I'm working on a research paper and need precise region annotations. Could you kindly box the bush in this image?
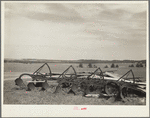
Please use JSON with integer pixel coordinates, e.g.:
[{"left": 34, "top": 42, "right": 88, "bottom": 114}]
[
  {"left": 79, "top": 63, "right": 83, "bottom": 68},
  {"left": 116, "top": 65, "right": 119, "bottom": 68},
  {"left": 111, "top": 63, "right": 115, "bottom": 68},
  {"left": 136, "top": 63, "right": 143, "bottom": 67},
  {"left": 139, "top": 63, "right": 143, "bottom": 67},
  {"left": 104, "top": 65, "right": 108, "bottom": 68},
  {"left": 136, "top": 63, "right": 139, "bottom": 67},
  {"left": 129, "top": 64, "right": 134, "bottom": 67},
  {"left": 88, "top": 63, "right": 92, "bottom": 68}
]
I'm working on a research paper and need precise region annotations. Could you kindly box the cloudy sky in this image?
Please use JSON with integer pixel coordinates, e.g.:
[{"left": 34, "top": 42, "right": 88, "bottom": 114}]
[{"left": 4, "top": 1, "right": 147, "bottom": 60}]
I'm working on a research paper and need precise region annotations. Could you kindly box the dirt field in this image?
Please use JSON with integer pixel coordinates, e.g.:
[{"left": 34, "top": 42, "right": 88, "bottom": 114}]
[
  {"left": 3, "top": 62, "right": 146, "bottom": 105},
  {"left": 4, "top": 80, "right": 146, "bottom": 105}
]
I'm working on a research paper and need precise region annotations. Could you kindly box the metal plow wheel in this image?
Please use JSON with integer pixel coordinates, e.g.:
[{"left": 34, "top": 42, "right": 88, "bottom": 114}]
[
  {"left": 71, "top": 84, "right": 85, "bottom": 96},
  {"left": 60, "top": 83, "right": 71, "bottom": 95},
  {"left": 120, "top": 87, "right": 143, "bottom": 102},
  {"left": 105, "top": 82, "right": 119, "bottom": 97}
]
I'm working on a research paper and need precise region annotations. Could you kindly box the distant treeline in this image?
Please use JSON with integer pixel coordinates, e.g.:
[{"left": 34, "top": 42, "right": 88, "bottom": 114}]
[{"left": 4, "top": 58, "right": 146, "bottom": 64}]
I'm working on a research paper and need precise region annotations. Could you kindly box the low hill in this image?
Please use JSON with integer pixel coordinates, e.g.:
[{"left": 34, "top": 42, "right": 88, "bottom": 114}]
[{"left": 4, "top": 58, "right": 146, "bottom": 64}]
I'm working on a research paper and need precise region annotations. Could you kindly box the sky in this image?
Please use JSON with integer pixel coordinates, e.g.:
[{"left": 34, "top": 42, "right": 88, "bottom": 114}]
[{"left": 3, "top": 1, "right": 148, "bottom": 60}]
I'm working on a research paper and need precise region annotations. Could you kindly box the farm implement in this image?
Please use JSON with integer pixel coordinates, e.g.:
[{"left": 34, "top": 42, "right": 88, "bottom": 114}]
[
  {"left": 15, "top": 63, "right": 146, "bottom": 101},
  {"left": 15, "top": 63, "right": 60, "bottom": 91}
]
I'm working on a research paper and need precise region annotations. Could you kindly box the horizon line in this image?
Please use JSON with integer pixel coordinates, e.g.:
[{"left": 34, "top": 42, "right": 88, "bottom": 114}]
[{"left": 4, "top": 58, "right": 146, "bottom": 61}]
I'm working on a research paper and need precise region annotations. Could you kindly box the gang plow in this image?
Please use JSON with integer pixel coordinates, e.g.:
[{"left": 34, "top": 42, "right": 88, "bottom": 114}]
[
  {"left": 15, "top": 63, "right": 146, "bottom": 102},
  {"left": 15, "top": 63, "right": 59, "bottom": 92}
]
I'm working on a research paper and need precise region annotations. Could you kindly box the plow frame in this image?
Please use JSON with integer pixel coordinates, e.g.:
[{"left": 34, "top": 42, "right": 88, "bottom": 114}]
[
  {"left": 15, "top": 63, "right": 58, "bottom": 90},
  {"left": 14, "top": 63, "right": 146, "bottom": 101}
]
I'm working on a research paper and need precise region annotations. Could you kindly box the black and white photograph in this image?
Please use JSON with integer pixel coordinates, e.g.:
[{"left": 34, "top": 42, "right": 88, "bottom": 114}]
[{"left": 2, "top": 1, "right": 149, "bottom": 117}]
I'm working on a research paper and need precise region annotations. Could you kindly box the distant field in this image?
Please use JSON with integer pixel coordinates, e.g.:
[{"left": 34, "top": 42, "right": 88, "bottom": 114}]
[{"left": 3, "top": 62, "right": 147, "bottom": 105}]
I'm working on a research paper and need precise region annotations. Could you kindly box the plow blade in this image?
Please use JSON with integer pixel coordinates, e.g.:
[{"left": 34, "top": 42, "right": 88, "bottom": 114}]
[
  {"left": 27, "top": 83, "right": 35, "bottom": 91},
  {"left": 15, "top": 78, "right": 26, "bottom": 89},
  {"left": 42, "top": 82, "right": 49, "bottom": 90}
]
